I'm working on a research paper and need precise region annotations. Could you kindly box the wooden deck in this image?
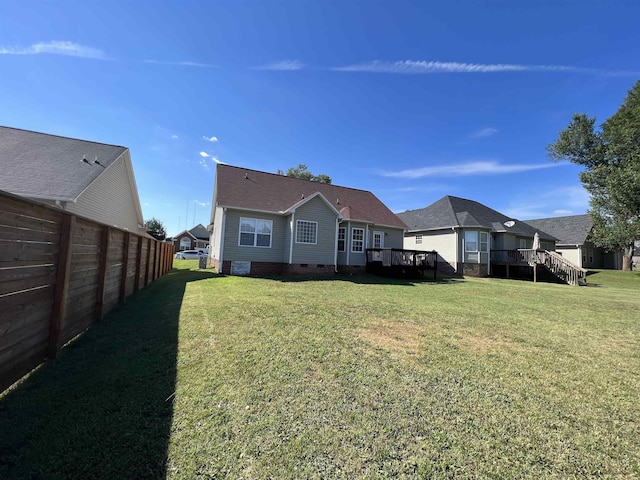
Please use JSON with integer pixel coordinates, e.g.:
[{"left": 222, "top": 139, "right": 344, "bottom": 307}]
[
  {"left": 366, "top": 248, "right": 438, "bottom": 279},
  {"left": 491, "top": 249, "right": 587, "bottom": 286}
]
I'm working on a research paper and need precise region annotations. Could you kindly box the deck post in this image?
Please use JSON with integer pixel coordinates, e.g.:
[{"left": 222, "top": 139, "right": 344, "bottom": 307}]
[{"left": 533, "top": 263, "right": 537, "bottom": 283}]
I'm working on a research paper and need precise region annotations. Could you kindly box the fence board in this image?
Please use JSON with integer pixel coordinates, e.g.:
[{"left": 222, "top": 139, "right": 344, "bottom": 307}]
[
  {"left": 0, "top": 207, "right": 61, "bottom": 233},
  {"left": 0, "top": 190, "right": 172, "bottom": 392}
]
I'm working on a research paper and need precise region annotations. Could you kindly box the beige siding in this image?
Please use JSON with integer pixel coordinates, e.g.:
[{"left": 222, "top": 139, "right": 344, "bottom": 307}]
[
  {"left": 404, "top": 229, "right": 457, "bottom": 265},
  {"left": 223, "top": 209, "right": 288, "bottom": 263},
  {"left": 64, "top": 153, "right": 144, "bottom": 234},
  {"left": 557, "top": 246, "right": 582, "bottom": 267},
  {"left": 291, "top": 196, "right": 337, "bottom": 265}
]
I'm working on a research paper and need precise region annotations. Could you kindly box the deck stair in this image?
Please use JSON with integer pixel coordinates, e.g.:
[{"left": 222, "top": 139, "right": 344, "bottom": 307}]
[{"left": 529, "top": 250, "right": 587, "bottom": 286}]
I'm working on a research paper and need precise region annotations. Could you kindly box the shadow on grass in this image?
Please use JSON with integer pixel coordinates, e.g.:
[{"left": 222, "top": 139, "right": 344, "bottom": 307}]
[
  {"left": 0, "top": 267, "right": 218, "bottom": 480},
  {"left": 264, "top": 273, "right": 464, "bottom": 286}
]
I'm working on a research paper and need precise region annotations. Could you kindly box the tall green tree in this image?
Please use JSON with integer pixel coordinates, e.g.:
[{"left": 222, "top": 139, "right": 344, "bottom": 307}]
[
  {"left": 144, "top": 217, "right": 167, "bottom": 241},
  {"left": 276, "top": 164, "right": 332, "bottom": 184},
  {"left": 547, "top": 81, "right": 640, "bottom": 270}
]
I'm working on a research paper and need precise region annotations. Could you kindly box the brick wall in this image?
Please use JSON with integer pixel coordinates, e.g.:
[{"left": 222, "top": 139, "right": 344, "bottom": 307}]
[{"left": 462, "top": 263, "right": 488, "bottom": 277}]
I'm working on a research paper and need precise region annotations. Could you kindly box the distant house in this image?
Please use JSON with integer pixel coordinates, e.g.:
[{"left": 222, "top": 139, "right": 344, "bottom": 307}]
[
  {"left": 171, "top": 224, "right": 210, "bottom": 252},
  {"left": 0, "top": 126, "right": 147, "bottom": 235},
  {"left": 208, "top": 164, "right": 406, "bottom": 275},
  {"left": 397, "top": 195, "right": 557, "bottom": 277},
  {"left": 525, "top": 214, "right": 623, "bottom": 269}
]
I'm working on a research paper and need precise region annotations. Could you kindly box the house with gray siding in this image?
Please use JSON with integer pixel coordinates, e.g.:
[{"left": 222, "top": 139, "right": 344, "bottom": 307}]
[
  {"left": 397, "top": 196, "right": 557, "bottom": 277},
  {"left": 525, "top": 214, "right": 623, "bottom": 269},
  {"left": 208, "top": 164, "right": 406, "bottom": 275},
  {"left": 0, "top": 126, "right": 147, "bottom": 236}
]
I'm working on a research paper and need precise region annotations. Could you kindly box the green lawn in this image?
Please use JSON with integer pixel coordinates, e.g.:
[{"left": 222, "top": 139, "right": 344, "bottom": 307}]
[{"left": 1, "top": 262, "right": 639, "bottom": 479}]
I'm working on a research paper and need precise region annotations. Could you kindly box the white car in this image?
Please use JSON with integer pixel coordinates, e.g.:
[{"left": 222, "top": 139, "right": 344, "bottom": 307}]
[{"left": 175, "top": 250, "right": 204, "bottom": 260}]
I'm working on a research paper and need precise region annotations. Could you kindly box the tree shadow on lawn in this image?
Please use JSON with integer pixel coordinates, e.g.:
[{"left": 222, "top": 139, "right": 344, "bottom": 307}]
[{"left": 0, "top": 268, "right": 218, "bottom": 480}]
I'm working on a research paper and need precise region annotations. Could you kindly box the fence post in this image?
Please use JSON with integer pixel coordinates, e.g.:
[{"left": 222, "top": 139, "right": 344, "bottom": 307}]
[
  {"left": 134, "top": 235, "right": 142, "bottom": 291},
  {"left": 96, "top": 226, "right": 110, "bottom": 320},
  {"left": 144, "top": 238, "right": 151, "bottom": 286},
  {"left": 120, "top": 232, "right": 131, "bottom": 302},
  {"left": 48, "top": 215, "right": 75, "bottom": 358}
]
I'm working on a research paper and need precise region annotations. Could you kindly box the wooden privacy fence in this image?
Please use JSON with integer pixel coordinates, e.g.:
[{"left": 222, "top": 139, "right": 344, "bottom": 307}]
[{"left": 0, "top": 190, "right": 174, "bottom": 392}]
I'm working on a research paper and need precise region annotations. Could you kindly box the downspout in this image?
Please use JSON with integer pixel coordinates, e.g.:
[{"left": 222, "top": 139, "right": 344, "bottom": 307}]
[
  {"left": 289, "top": 212, "right": 295, "bottom": 265},
  {"left": 346, "top": 221, "right": 351, "bottom": 266},
  {"left": 219, "top": 208, "right": 227, "bottom": 274},
  {"left": 334, "top": 217, "right": 339, "bottom": 273},
  {"left": 365, "top": 224, "right": 369, "bottom": 250},
  {"left": 487, "top": 232, "right": 491, "bottom": 276},
  {"left": 453, "top": 227, "right": 458, "bottom": 274}
]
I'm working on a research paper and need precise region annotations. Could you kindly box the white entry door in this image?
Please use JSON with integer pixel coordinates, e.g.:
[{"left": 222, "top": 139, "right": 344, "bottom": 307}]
[{"left": 373, "top": 231, "right": 384, "bottom": 249}]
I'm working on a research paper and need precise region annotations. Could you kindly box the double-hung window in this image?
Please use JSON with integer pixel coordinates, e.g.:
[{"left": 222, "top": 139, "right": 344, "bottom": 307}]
[
  {"left": 239, "top": 217, "right": 272, "bottom": 247},
  {"left": 415, "top": 234, "right": 423, "bottom": 245},
  {"left": 337, "top": 227, "right": 346, "bottom": 252},
  {"left": 352, "top": 228, "right": 364, "bottom": 253},
  {"left": 296, "top": 220, "right": 317, "bottom": 244}
]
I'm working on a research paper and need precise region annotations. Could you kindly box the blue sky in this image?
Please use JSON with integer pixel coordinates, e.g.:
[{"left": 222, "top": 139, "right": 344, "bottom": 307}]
[{"left": 1, "top": 1, "right": 639, "bottom": 236}]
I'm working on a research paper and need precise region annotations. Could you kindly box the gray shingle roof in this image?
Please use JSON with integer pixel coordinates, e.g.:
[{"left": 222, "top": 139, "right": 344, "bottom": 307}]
[
  {"left": 397, "top": 195, "right": 556, "bottom": 240},
  {"left": 525, "top": 214, "right": 593, "bottom": 246},
  {"left": 189, "top": 224, "right": 209, "bottom": 240},
  {"left": 0, "top": 126, "right": 127, "bottom": 201},
  {"left": 214, "top": 164, "right": 406, "bottom": 228}
]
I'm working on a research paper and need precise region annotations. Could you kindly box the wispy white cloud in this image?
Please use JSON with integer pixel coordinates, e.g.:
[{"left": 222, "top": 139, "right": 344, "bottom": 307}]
[
  {"left": 194, "top": 200, "right": 208, "bottom": 207},
  {"left": 503, "top": 186, "right": 589, "bottom": 219},
  {"left": 331, "top": 60, "right": 610, "bottom": 75},
  {"left": 380, "top": 161, "right": 561, "bottom": 179},
  {"left": 198, "top": 151, "right": 225, "bottom": 167},
  {"left": 469, "top": 127, "right": 498, "bottom": 139},
  {"left": 203, "top": 135, "right": 218, "bottom": 142},
  {"left": 0, "top": 41, "right": 107, "bottom": 59},
  {"left": 171, "top": 134, "right": 179, "bottom": 139},
  {"left": 144, "top": 59, "right": 215, "bottom": 68},
  {"left": 254, "top": 59, "right": 307, "bottom": 71}
]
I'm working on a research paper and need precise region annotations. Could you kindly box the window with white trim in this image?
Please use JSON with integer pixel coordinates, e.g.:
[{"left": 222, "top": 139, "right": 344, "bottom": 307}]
[
  {"left": 296, "top": 220, "right": 317, "bottom": 244},
  {"left": 352, "top": 228, "right": 364, "bottom": 253},
  {"left": 479, "top": 232, "right": 488, "bottom": 252},
  {"left": 179, "top": 237, "right": 191, "bottom": 251},
  {"left": 415, "top": 234, "right": 423, "bottom": 245},
  {"left": 518, "top": 238, "right": 528, "bottom": 249},
  {"left": 338, "top": 227, "right": 346, "bottom": 252},
  {"left": 465, "top": 231, "right": 478, "bottom": 252},
  {"left": 239, "top": 217, "right": 272, "bottom": 247}
]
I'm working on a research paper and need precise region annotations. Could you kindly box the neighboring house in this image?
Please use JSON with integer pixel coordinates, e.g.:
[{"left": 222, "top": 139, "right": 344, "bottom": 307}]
[
  {"left": 0, "top": 126, "right": 147, "bottom": 235},
  {"left": 171, "top": 224, "right": 210, "bottom": 252},
  {"left": 525, "top": 214, "right": 623, "bottom": 269},
  {"left": 633, "top": 240, "right": 640, "bottom": 271},
  {"left": 208, "top": 164, "right": 406, "bottom": 275},
  {"left": 397, "top": 195, "right": 557, "bottom": 277}
]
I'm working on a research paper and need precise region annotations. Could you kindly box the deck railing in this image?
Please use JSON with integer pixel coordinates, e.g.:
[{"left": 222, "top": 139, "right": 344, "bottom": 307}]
[
  {"left": 490, "top": 249, "right": 586, "bottom": 286},
  {"left": 365, "top": 248, "right": 438, "bottom": 278}
]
